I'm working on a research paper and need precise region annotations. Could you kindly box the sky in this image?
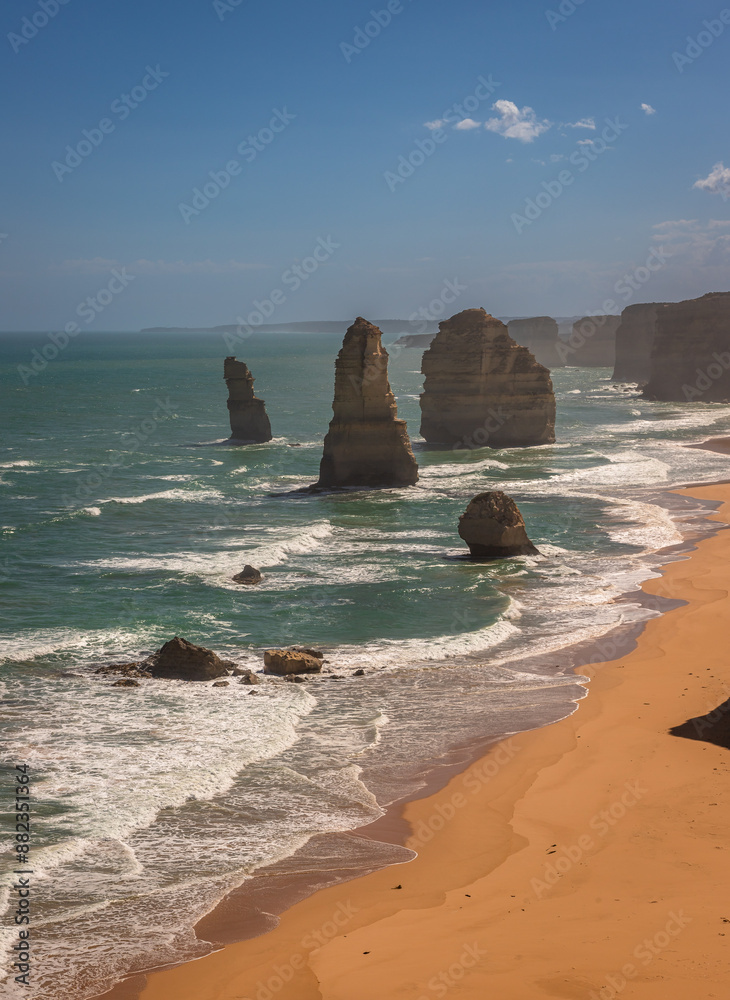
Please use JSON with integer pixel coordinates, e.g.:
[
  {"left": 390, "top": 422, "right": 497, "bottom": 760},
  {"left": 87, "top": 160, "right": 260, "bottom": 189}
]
[{"left": 1, "top": 0, "right": 729, "bottom": 330}]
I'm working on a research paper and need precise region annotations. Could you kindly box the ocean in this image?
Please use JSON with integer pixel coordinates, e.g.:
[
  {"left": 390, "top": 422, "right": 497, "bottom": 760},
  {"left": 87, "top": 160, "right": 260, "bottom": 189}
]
[{"left": 1, "top": 329, "right": 730, "bottom": 999}]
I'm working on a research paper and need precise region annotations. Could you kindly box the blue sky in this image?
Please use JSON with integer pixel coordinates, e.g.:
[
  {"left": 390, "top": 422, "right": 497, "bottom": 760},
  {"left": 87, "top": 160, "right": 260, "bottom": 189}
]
[{"left": 1, "top": 0, "right": 729, "bottom": 330}]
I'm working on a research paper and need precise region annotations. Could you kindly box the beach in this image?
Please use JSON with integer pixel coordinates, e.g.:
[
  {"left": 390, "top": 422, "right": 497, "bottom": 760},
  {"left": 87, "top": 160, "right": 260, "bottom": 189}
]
[{"left": 130, "top": 480, "right": 730, "bottom": 1000}]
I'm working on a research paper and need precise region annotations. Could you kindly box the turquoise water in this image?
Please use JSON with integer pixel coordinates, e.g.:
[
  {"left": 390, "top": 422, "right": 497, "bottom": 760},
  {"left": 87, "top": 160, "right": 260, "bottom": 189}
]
[{"left": 2, "top": 330, "right": 730, "bottom": 998}]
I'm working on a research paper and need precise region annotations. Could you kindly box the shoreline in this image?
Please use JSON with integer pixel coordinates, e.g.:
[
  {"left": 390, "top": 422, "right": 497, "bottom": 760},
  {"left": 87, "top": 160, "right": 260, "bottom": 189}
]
[{"left": 90, "top": 475, "right": 730, "bottom": 1000}]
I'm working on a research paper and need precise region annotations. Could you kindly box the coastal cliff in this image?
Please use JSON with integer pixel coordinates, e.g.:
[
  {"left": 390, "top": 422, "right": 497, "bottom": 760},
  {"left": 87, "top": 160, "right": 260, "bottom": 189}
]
[
  {"left": 507, "top": 316, "right": 564, "bottom": 370},
  {"left": 316, "top": 317, "right": 419, "bottom": 488},
  {"left": 643, "top": 292, "right": 730, "bottom": 402},
  {"left": 224, "top": 357, "right": 272, "bottom": 443},
  {"left": 420, "top": 308, "right": 556, "bottom": 448},
  {"left": 567, "top": 315, "right": 620, "bottom": 367},
  {"left": 612, "top": 303, "right": 661, "bottom": 382}
]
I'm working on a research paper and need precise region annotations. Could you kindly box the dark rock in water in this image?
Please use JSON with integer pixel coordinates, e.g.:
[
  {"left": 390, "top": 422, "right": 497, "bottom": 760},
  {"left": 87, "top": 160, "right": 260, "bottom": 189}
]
[
  {"left": 458, "top": 491, "right": 539, "bottom": 558},
  {"left": 284, "top": 674, "right": 307, "bottom": 683},
  {"left": 354, "top": 669, "right": 365, "bottom": 676},
  {"left": 316, "top": 317, "right": 419, "bottom": 489},
  {"left": 420, "top": 308, "right": 556, "bottom": 448},
  {"left": 96, "top": 662, "right": 152, "bottom": 679},
  {"left": 391, "top": 333, "right": 436, "bottom": 349},
  {"left": 212, "top": 680, "right": 230, "bottom": 688},
  {"left": 112, "top": 679, "right": 140, "bottom": 688},
  {"left": 145, "top": 637, "right": 234, "bottom": 681},
  {"left": 264, "top": 649, "right": 323, "bottom": 675},
  {"left": 233, "top": 565, "right": 263, "bottom": 585},
  {"left": 670, "top": 699, "right": 730, "bottom": 751},
  {"left": 224, "top": 357, "right": 272, "bottom": 443},
  {"left": 643, "top": 292, "right": 730, "bottom": 402},
  {"left": 612, "top": 303, "right": 662, "bottom": 383},
  {"left": 233, "top": 668, "right": 260, "bottom": 684}
]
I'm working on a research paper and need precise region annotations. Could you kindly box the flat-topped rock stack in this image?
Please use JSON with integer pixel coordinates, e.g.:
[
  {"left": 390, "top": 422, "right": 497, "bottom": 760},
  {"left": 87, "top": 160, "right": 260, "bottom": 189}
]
[
  {"left": 316, "top": 317, "right": 419, "bottom": 488},
  {"left": 224, "top": 357, "right": 272, "bottom": 443},
  {"left": 612, "top": 304, "right": 662, "bottom": 383},
  {"left": 419, "top": 308, "right": 556, "bottom": 449},
  {"left": 508, "top": 316, "right": 563, "bottom": 370},
  {"left": 566, "top": 315, "right": 621, "bottom": 367},
  {"left": 643, "top": 292, "right": 730, "bottom": 402}
]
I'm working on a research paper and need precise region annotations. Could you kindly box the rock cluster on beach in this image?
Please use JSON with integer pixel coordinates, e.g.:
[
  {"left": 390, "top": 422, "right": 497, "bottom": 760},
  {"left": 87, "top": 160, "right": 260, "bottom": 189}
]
[
  {"left": 145, "top": 637, "right": 235, "bottom": 681},
  {"left": 419, "top": 308, "right": 556, "bottom": 448},
  {"left": 612, "top": 303, "right": 661, "bottom": 383},
  {"left": 458, "top": 491, "right": 539, "bottom": 558},
  {"left": 224, "top": 357, "right": 272, "bottom": 443},
  {"left": 643, "top": 292, "right": 730, "bottom": 402},
  {"left": 507, "top": 316, "right": 563, "bottom": 370},
  {"left": 316, "top": 317, "right": 419, "bottom": 488},
  {"left": 264, "top": 649, "right": 324, "bottom": 675},
  {"left": 566, "top": 315, "right": 621, "bottom": 367}
]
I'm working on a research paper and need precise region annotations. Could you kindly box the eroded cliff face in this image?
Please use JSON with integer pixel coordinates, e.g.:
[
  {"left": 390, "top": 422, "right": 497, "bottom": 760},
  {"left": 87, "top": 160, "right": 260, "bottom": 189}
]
[
  {"left": 419, "top": 308, "right": 556, "bottom": 449},
  {"left": 643, "top": 292, "right": 730, "bottom": 402},
  {"left": 224, "top": 357, "right": 272, "bottom": 443},
  {"left": 316, "top": 318, "right": 419, "bottom": 488},
  {"left": 612, "top": 304, "right": 661, "bottom": 383},
  {"left": 565, "top": 315, "right": 620, "bottom": 367},
  {"left": 507, "top": 317, "right": 564, "bottom": 370}
]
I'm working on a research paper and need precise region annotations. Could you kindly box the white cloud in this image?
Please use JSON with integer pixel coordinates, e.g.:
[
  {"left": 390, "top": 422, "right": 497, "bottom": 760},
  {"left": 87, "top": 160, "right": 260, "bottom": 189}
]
[
  {"left": 53, "top": 258, "right": 265, "bottom": 276},
  {"left": 565, "top": 117, "right": 596, "bottom": 130},
  {"left": 693, "top": 162, "right": 730, "bottom": 200},
  {"left": 424, "top": 119, "right": 446, "bottom": 130},
  {"left": 453, "top": 118, "right": 481, "bottom": 130},
  {"left": 640, "top": 103, "right": 656, "bottom": 115},
  {"left": 550, "top": 153, "right": 566, "bottom": 163},
  {"left": 485, "top": 100, "right": 552, "bottom": 143},
  {"left": 577, "top": 139, "right": 595, "bottom": 146}
]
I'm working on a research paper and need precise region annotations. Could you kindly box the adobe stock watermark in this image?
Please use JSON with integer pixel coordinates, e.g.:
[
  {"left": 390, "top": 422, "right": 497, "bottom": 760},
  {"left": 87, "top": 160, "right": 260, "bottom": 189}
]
[
  {"left": 384, "top": 74, "right": 500, "bottom": 192},
  {"left": 340, "top": 0, "right": 411, "bottom": 62},
  {"left": 60, "top": 399, "right": 176, "bottom": 506},
  {"left": 558, "top": 244, "right": 673, "bottom": 364},
  {"left": 410, "top": 740, "right": 521, "bottom": 848},
  {"left": 531, "top": 779, "right": 647, "bottom": 898},
  {"left": 408, "top": 278, "right": 466, "bottom": 334},
  {"left": 589, "top": 910, "right": 692, "bottom": 1000},
  {"left": 414, "top": 942, "right": 487, "bottom": 1000},
  {"left": 673, "top": 10, "right": 730, "bottom": 72},
  {"left": 681, "top": 350, "right": 730, "bottom": 401},
  {"left": 17, "top": 268, "right": 135, "bottom": 384},
  {"left": 253, "top": 900, "right": 359, "bottom": 999},
  {"left": 8, "top": 0, "right": 71, "bottom": 54},
  {"left": 52, "top": 66, "right": 170, "bottom": 182},
  {"left": 512, "top": 116, "right": 628, "bottom": 233},
  {"left": 213, "top": 0, "right": 245, "bottom": 21},
  {"left": 223, "top": 236, "right": 340, "bottom": 352},
  {"left": 545, "top": 0, "right": 589, "bottom": 31},
  {"left": 178, "top": 108, "right": 296, "bottom": 223}
]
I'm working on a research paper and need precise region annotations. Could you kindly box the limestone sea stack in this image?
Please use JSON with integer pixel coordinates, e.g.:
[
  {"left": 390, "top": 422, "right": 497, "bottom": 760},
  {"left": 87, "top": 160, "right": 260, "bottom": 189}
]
[
  {"left": 420, "top": 308, "right": 556, "bottom": 448},
  {"left": 643, "top": 293, "right": 730, "bottom": 402},
  {"left": 224, "top": 357, "right": 272, "bottom": 443},
  {"left": 316, "top": 318, "right": 419, "bottom": 488},
  {"left": 567, "top": 315, "right": 621, "bottom": 367},
  {"left": 507, "top": 317, "right": 564, "bottom": 370},
  {"left": 458, "top": 491, "right": 539, "bottom": 558},
  {"left": 612, "top": 304, "right": 661, "bottom": 383}
]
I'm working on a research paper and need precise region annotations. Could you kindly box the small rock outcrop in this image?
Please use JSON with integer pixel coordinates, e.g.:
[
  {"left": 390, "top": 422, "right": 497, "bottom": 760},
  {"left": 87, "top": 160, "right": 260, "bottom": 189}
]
[
  {"left": 264, "top": 649, "right": 323, "bottom": 675},
  {"left": 612, "top": 304, "right": 661, "bottom": 382},
  {"left": 112, "top": 678, "right": 140, "bottom": 688},
  {"left": 420, "top": 308, "right": 556, "bottom": 448},
  {"left": 316, "top": 318, "right": 419, "bottom": 488},
  {"left": 145, "top": 637, "right": 234, "bottom": 681},
  {"left": 507, "top": 317, "right": 563, "bottom": 370},
  {"left": 643, "top": 293, "right": 730, "bottom": 402},
  {"left": 233, "top": 565, "right": 263, "bottom": 586},
  {"left": 224, "top": 357, "right": 272, "bottom": 443},
  {"left": 565, "top": 315, "right": 621, "bottom": 367},
  {"left": 458, "top": 491, "right": 539, "bottom": 558},
  {"left": 95, "top": 662, "right": 152, "bottom": 679},
  {"left": 391, "top": 333, "right": 436, "bottom": 349}
]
